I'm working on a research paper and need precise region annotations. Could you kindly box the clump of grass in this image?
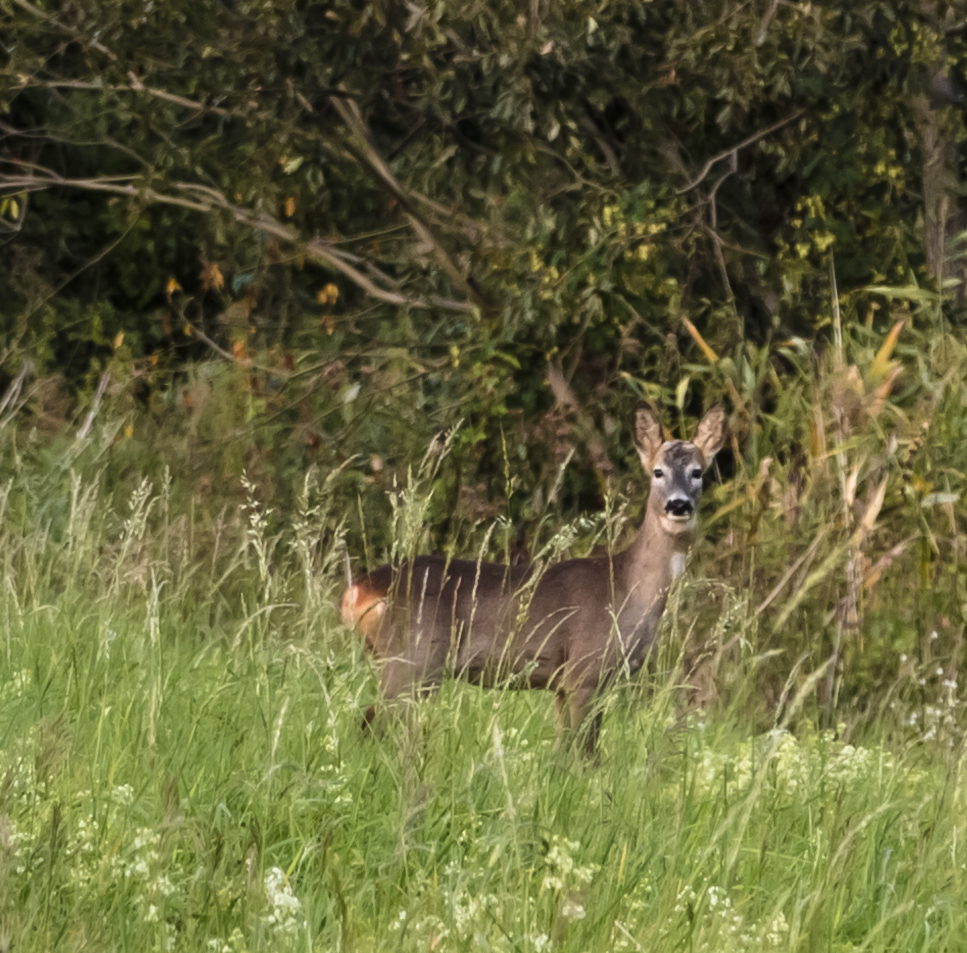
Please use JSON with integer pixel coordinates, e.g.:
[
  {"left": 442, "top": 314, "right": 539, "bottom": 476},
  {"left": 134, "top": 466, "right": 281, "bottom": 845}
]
[
  {"left": 6, "top": 289, "right": 967, "bottom": 949},
  {"left": 0, "top": 437, "right": 965, "bottom": 953}
]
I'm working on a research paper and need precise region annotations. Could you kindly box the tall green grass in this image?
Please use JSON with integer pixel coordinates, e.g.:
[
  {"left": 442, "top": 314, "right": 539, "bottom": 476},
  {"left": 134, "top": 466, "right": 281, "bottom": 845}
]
[{"left": 0, "top": 456, "right": 964, "bottom": 953}]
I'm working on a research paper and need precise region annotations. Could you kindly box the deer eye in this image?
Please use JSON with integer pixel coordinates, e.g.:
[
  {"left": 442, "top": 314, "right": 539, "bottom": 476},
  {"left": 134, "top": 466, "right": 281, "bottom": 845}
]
[
  {"left": 691, "top": 468, "right": 702, "bottom": 480},
  {"left": 653, "top": 468, "right": 664, "bottom": 479}
]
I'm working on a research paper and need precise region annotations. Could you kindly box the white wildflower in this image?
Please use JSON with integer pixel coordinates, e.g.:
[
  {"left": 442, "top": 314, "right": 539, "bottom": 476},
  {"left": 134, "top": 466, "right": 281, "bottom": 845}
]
[
  {"left": 112, "top": 784, "right": 135, "bottom": 805},
  {"left": 262, "top": 866, "right": 305, "bottom": 938},
  {"left": 541, "top": 835, "right": 598, "bottom": 891},
  {"left": 765, "top": 911, "right": 789, "bottom": 947},
  {"left": 560, "top": 897, "right": 586, "bottom": 920}
]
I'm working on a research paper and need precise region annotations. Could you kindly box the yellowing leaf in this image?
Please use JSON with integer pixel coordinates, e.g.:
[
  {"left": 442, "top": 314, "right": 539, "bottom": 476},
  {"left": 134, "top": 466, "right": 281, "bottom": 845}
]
[
  {"left": 869, "top": 319, "right": 904, "bottom": 382},
  {"left": 200, "top": 261, "right": 225, "bottom": 292},
  {"left": 844, "top": 460, "right": 860, "bottom": 506},
  {"left": 706, "top": 495, "right": 746, "bottom": 526},
  {"left": 284, "top": 196, "right": 296, "bottom": 218},
  {"left": 124, "top": 424, "right": 134, "bottom": 438},
  {"left": 861, "top": 477, "right": 888, "bottom": 533},
  {"left": 165, "top": 277, "right": 183, "bottom": 302},
  {"left": 675, "top": 376, "right": 690, "bottom": 410},
  {"left": 317, "top": 283, "right": 339, "bottom": 305},
  {"left": 113, "top": 330, "right": 125, "bottom": 349},
  {"left": 869, "top": 363, "right": 902, "bottom": 419},
  {"left": 682, "top": 317, "right": 719, "bottom": 364}
]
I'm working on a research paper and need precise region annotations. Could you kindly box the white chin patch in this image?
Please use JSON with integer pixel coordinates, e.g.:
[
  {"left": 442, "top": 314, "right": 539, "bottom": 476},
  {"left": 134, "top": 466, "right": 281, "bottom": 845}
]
[{"left": 661, "top": 515, "right": 696, "bottom": 534}]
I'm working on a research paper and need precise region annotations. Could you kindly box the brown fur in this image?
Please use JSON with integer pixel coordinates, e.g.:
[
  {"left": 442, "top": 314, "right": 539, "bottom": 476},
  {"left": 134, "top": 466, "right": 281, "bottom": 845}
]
[{"left": 344, "top": 406, "right": 727, "bottom": 753}]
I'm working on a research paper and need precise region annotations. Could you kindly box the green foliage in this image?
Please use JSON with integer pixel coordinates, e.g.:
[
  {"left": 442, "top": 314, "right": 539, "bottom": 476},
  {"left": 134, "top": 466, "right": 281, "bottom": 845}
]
[
  {"left": 3, "top": 0, "right": 966, "bottom": 452},
  {"left": 3, "top": 12, "right": 967, "bottom": 934},
  {"left": 3, "top": 6, "right": 967, "bottom": 947},
  {"left": 0, "top": 0, "right": 967, "bottom": 547},
  {"left": 0, "top": 459, "right": 966, "bottom": 951},
  {"left": 5, "top": 272, "right": 967, "bottom": 716}
]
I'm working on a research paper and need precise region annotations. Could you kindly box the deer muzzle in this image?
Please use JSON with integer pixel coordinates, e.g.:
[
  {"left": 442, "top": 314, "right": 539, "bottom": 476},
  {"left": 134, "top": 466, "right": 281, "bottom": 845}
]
[{"left": 664, "top": 497, "right": 695, "bottom": 520}]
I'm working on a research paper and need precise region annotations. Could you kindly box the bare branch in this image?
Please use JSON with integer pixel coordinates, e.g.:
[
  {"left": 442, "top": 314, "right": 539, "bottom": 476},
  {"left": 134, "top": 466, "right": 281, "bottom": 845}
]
[
  {"left": 75, "top": 371, "right": 111, "bottom": 443},
  {"left": 11, "top": 0, "right": 116, "bottom": 59},
  {"left": 577, "top": 114, "right": 621, "bottom": 177},
  {"left": 677, "top": 109, "right": 805, "bottom": 194},
  {"left": 705, "top": 225, "right": 736, "bottom": 305},
  {"left": 8, "top": 71, "right": 485, "bottom": 303},
  {"left": 0, "top": 364, "right": 31, "bottom": 432},
  {"left": 547, "top": 361, "right": 613, "bottom": 480},
  {"left": 0, "top": 166, "right": 476, "bottom": 314},
  {"left": 183, "top": 322, "right": 299, "bottom": 380},
  {"left": 330, "top": 96, "right": 486, "bottom": 307},
  {"left": 755, "top": 0, "right": 781, "bottom": 46},
  {"left": 17, "top": 77, "right": 232, "bottom": 118}
]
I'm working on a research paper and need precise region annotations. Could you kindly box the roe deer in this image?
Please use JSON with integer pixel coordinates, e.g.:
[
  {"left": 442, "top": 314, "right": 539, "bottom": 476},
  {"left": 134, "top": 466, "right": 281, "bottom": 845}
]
[{"left": 341, "top": 406, "right": 727, "bottom": 753}]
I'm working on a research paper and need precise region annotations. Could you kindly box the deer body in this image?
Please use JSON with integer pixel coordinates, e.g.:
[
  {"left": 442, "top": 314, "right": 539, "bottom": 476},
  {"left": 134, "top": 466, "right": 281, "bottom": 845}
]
[{"left": 342, "top": 406, "right": 727, "bottom": 752}]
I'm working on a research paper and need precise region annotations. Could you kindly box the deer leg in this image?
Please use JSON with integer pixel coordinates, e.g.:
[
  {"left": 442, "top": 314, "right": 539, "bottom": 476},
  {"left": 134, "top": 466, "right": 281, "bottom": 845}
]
[
  {"left": 551, "top": 683, "right": 601, "bottom": 756},
  {"left": 553, "top": 691, "right": 570, "bottom": 746},
  {"left": 362, "top": 654, "right": 409, "bottom": 732},
  {"left": 365, "top": 644, "right": 446, "bottom": 734},
  {"left": 579, "top": 707, "right": 603, "bottom": 758},
  {"left": 567, "top": 683, "right": 602, "bottom": 757}
]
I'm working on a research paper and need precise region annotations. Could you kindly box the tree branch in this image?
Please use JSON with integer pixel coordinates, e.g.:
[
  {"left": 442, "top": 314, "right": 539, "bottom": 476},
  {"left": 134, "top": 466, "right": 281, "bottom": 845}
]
[
  {"left": 677, "top": 109, "right": 805, "bottom": 194},
  {"left": 0, "top": 164, "right": 476, "bottom": 314},
  {"left": 17, "top": 77, "right": 232, "bottom": 118},
  {"left": 12, "top": 0, "right": 116, "bottom": 59},
  {"left": 329, "top": 96, "right": 486, "bottom": 307}
]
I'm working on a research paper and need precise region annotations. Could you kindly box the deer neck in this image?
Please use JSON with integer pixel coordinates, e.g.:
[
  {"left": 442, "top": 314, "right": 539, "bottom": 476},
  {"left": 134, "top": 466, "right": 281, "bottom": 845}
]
[{"left": 616, "top": 505, "right": 694, "bottom": 612}]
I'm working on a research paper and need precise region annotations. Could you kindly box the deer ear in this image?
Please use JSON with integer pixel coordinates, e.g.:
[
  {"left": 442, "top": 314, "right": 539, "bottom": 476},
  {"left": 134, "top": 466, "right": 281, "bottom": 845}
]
[
  {"left": 633, "top": 408, "right": 664, "bottom": 470},
  {"left": 692, "top": 405, "right": 728, "bottom": 464}
]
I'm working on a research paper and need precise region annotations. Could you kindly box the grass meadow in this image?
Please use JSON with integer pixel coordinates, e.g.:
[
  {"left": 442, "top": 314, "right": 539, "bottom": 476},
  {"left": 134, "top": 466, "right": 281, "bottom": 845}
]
[{"left": 0, "top": 438, "right": 965, "bottom": 953}]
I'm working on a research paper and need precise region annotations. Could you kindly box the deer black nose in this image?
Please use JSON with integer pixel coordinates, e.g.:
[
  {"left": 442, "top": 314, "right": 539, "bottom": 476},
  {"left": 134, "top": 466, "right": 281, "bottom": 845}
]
[{"left": 665, "top": 498, "right": 694, "bottom": 518}]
